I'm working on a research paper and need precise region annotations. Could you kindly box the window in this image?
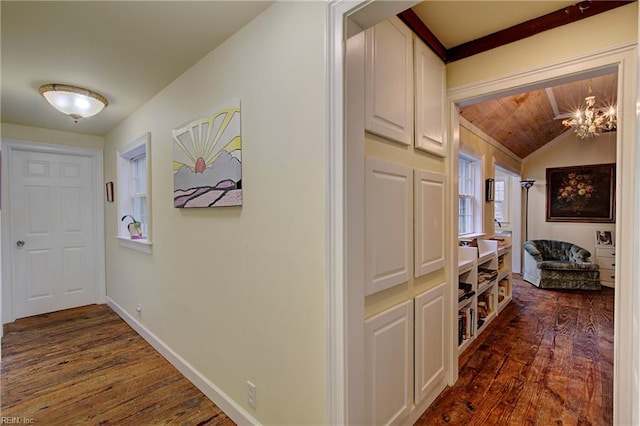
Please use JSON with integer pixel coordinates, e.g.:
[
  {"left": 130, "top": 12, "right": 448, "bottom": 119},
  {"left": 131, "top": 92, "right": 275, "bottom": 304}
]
[
  {"left": 458, "top": 151, "right": 482, "bottom": 235},
  {"left": 494, "top": 169, "right": 512, "bottom": 226},
  {"left": 494, "top": 179, "right": 506, "bottom": 222},
  {"left": 118, "top": 133, "right": 151, "bottom": 253},
  {"left": 130, "top": 154, "right": 148, "bottom": 235}
]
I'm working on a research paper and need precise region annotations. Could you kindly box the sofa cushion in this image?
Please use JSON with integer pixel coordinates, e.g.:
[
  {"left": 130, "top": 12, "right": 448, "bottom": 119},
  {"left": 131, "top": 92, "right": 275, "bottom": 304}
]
[{"left": 538, "top": 260, "right": 599, "bottom": 271}]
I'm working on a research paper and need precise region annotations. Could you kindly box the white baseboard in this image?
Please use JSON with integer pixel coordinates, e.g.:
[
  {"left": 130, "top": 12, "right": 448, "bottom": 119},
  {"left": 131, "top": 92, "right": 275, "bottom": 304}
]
[{"left": 106, "top": 297, "right": 259, "bottom": 426}]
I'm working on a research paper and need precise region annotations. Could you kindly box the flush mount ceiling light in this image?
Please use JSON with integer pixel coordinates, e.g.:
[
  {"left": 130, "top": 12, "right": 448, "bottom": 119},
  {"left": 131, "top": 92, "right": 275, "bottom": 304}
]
[
  {"left": 561, "top": 83, "right": 616, "bottom": 139},
  {"left": 39, "top": 83, "right": 108, "bottom": 122}
]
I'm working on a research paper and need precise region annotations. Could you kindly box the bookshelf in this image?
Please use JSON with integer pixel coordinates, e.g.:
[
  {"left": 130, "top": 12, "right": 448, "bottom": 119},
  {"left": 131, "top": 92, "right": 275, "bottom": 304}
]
[
  {"left": 457, "top": 238, "right": 512, "bottom": 355},
  {"left": 457, "top": 247, "right": 477, "bottom": 354},
  {"left": 497, "top": 244, "right": 513, "bottom": 312}
]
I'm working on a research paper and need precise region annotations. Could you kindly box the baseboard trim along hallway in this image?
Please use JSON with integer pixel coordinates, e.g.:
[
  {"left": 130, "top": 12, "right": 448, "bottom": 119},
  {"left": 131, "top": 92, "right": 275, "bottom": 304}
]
[{"left": 106, "top": 297, "right": 259, "bottom": 426}]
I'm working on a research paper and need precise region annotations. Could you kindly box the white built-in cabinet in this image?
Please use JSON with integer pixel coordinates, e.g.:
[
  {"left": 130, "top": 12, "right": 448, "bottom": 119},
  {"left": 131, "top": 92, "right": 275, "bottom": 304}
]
[
  {"left": 364, "top": 159, "right": 447, "bottom": 423},
  {"left": 365, "top": 18, "right": 447, "bottom": 158},
  {"left": 365, "top": 283, "right": 448, "bottom": 426},
  {"left": 362, "top": 16, "right": 449, "bottom": 424},
  {"left": 365, "top": 158, "right": 412, "bottom": 296},
  {"left": 365, "top": 300, "right": 414, "bottom": 426},
  {"left": 365, "top": 158, "right": 445, "bottom": 295},
  {"left": 365, "top": 16, "right": 413, "bottom": 146},
  {"left": 414, "top": 36, "right": 446, "bottom": 156}
]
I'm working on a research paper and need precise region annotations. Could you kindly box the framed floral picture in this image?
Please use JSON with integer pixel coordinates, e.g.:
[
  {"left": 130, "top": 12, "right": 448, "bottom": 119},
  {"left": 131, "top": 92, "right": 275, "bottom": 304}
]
[{"left": 546, "top": 163, "right": 615, "bottom": 223}]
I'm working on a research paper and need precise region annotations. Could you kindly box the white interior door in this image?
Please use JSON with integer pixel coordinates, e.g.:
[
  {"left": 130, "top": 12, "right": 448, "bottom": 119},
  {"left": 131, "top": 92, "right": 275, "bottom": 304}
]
[{"left": 10, "top": 149, "right": 97, "bottom": 319}]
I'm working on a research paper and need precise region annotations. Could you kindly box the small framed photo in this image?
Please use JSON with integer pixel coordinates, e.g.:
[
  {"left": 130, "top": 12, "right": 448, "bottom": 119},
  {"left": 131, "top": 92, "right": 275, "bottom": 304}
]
[{"left": 595, "top": 230, "right": 614, "bottom": 246}]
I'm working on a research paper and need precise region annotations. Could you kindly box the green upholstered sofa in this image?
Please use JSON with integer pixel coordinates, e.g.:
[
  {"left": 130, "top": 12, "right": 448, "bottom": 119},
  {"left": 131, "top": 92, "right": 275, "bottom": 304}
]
[{"left": 522, "top": 240, "right": 601, "bottom": 290}]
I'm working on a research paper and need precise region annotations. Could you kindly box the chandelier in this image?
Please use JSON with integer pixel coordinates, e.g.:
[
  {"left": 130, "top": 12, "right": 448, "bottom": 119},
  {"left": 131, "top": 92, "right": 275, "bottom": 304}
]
[{"left": 561, "top": 85, "right": 616, "bottom": 139}]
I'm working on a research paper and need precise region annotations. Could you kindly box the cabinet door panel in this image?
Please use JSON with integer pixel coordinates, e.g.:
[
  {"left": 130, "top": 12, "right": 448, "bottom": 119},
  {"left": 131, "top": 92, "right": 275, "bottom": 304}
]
[
  {"left": 365, "top": 300, "right": 413, "bottom": 426},
  {"left": 415, "top": 170, "right": 445, "bottom": 277},
  {"left": 365, "top": 158, "right": 412, "bottom": 296},
  {"left": 415, "top": 283, "right": 447, "bottom": 405},
  {"left": 365, "top": 17, "right": 413, "bottom": 145},
  {"left": 414, "top": 37, "right": 446, "bottom": 156}
]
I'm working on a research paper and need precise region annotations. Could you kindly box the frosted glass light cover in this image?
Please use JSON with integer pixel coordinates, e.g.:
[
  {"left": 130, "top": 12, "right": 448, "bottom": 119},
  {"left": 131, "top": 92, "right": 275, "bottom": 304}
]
[{"left": 39, "top": 84, "right": 108, "bottom": 120}]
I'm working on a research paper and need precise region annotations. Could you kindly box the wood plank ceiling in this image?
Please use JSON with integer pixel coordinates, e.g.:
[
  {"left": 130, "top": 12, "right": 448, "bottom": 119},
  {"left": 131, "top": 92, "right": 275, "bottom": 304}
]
[
  {"left": 399, "top": 1, "right": 628, "bottom": 159},
  {"left": 459, "top": 73, "right": 618, "bottom": 159}
]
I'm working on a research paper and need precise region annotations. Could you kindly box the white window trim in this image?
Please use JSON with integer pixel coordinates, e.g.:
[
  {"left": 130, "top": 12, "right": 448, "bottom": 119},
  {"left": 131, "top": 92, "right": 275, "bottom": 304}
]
[
  {"left": 458, "top": 149, "right": 483, "bottom": 236},
  {"left": 117, "top": 132, "right": 152, "bottom": 253}
]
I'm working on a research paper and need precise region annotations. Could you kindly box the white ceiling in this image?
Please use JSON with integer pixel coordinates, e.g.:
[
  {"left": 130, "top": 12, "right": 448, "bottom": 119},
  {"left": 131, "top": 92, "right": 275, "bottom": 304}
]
[
  {"left": 0, "top": 1, "right": 599, "bottom": 137},
  {"left": 1, "top": 1, "right": 273, "bottom": 136}
]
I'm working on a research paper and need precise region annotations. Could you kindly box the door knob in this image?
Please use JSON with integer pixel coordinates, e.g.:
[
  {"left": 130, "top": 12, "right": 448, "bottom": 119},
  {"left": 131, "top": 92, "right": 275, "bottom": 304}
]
[{"left": 16, "top": 240, "right": 25, "bottom": 248}]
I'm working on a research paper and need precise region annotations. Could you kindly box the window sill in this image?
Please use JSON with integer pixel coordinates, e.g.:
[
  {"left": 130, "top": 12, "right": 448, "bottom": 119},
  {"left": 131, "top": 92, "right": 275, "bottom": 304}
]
[
  {"left": 459, "top": 232, "right": 486, "bottom": 239},
  {"left": 117, "top": 236, "right": 152, "bottom": 254}
]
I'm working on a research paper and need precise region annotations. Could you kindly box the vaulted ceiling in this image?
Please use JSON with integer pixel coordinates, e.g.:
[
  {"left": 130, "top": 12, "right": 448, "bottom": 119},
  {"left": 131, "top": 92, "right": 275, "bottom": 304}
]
[{"left": 458, "top": 72, "right": 618, "bottom": 159}]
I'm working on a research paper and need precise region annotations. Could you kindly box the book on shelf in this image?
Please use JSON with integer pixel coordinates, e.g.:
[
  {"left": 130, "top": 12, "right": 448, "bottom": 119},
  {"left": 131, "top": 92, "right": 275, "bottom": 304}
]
[
  {"left": 458, "top": 282, "right": 475, "bottom": 302},
  {"left": 498, "top": 279, "right": 508, "bottom": 302},
  {"left": 458, "top": 306, "right": 475, "bottom": 345},
  {"left": 478, "top": 292, "right": 494, "bottom": 317}
]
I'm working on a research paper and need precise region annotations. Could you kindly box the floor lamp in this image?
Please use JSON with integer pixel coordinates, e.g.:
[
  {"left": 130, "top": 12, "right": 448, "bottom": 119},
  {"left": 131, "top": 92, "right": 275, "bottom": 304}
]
[{"left": 520, "top": 179, "right": 535, "bottom": 242}]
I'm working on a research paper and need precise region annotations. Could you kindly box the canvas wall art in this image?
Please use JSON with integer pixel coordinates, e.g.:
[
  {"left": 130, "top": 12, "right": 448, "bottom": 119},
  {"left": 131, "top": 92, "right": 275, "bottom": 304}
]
[
  {"left": 546, "top": 163, "right": 615, "bottom": 223},
  {"left": 173, "top": 99, "right": 242, "bottom": 208}
]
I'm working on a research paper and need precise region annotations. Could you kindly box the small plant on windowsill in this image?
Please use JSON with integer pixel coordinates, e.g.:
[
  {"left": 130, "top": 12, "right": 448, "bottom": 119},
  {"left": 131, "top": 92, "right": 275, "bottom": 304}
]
[{"left": 121, "top": 215, "right": 143, "bottom": 240}]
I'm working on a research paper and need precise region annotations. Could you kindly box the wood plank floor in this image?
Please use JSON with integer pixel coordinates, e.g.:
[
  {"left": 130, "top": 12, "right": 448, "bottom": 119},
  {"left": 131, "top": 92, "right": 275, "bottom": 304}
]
[
  {"left": 1, "top": 275, "right": 614, "bottom": 425},
  {"left": 1, "top": 304, "right": 235, "bottom": 425},
  {"left": 415, "top": 274, "right": 614, "bottom": 426}
]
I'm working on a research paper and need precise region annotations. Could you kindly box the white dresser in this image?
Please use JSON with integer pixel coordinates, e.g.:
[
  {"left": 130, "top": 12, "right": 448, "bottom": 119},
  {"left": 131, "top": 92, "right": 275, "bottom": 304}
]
[{"left": 595, "top": 245, "right": 615, "bottom": 288}]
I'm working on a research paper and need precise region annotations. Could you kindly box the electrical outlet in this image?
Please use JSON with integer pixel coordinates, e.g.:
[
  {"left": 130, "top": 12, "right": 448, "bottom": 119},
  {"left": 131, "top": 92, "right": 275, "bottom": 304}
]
[
  {"left": 136, "top": 304, "right": 142, "bottom": 314},
  {"left": 247, "top": 381, "right": 257, "bottom": 409}
]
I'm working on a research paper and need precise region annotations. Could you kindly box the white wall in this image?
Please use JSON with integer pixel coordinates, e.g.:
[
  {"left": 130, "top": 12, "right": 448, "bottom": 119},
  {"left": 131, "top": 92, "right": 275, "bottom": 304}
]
[
  {"left": 0, "top": 123, "right": 104, "bottom": 150},
  {"left": 522, "top": 131, "right": 616, "bottom": 258},
  {"left": 103, "top": 3, "right": 327, "bottom": 425}
]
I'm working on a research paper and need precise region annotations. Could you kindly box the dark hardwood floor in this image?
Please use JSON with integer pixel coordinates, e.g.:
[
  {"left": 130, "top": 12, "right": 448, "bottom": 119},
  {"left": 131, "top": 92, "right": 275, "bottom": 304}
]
[
  {"left": 1, "top": 275, "right": 614, "bottom": 425},
  {"left": 416, "top": 274, "right": 614, "bottom": 426},
  {"left": 1, "top": 304, "right": 235, "bottom": 425}
]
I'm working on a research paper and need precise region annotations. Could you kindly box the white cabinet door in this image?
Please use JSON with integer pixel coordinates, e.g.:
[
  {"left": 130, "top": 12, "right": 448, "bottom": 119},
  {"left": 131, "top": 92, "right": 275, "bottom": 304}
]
[
  {"left": 365, "top": 300, "right": 413, "bottom": 426},
  {"left": 365, "top": 17, "right": 413, "bottom": 145},
  {"left": 365, "top": 158, "right": 412, "bottom": 296},
  {"left": 414, "top": 36, "right": 446, "bottom": 157},
  {"left": 414, "top": 170, "right": 445, "bottom": 277},
  {"left": 414, "top": 283, "right": 447, "bottom": 406}
]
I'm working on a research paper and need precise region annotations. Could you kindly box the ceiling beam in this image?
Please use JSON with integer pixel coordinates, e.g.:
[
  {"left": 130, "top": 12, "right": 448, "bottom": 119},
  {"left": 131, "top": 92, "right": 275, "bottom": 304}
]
[
  {"left": 399, "top": 0, "right": 634, "bottom": 63},
  {"left": 397, "top": 9, "right": 447, "bottom": 62}
]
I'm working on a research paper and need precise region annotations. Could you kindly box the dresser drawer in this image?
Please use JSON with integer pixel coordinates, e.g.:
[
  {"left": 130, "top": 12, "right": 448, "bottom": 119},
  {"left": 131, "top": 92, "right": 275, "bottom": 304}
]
[
  {"left": 599, "top": 268, "right": 615, "bottom": 283},
  {"left": 596, "top": 247, "right": 615, "bottom": 257},
  {"left": 597, "top": 257, "right": 615, "bottom": 269}
]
